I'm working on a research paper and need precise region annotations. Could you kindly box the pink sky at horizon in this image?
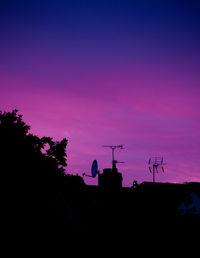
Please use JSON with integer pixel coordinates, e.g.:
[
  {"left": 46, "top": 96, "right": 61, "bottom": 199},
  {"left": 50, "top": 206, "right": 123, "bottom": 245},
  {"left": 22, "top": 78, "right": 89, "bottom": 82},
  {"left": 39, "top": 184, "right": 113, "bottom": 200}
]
[{"left": 1, "top": 74, "right": 200, "bottom": 186}]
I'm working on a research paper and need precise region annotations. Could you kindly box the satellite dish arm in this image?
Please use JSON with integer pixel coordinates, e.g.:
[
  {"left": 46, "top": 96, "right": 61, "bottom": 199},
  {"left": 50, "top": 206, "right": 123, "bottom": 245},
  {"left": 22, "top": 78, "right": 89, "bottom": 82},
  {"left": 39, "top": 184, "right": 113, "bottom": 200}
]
[{"left": 82, "top": 173, "right": 94, "bottom": 178}]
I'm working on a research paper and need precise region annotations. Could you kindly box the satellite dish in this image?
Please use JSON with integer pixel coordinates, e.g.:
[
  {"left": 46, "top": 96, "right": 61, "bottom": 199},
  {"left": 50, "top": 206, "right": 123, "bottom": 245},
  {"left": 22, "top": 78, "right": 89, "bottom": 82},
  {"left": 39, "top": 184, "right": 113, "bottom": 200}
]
[{"left": 91, "top": 160, "right": 98, "bottom": 178}]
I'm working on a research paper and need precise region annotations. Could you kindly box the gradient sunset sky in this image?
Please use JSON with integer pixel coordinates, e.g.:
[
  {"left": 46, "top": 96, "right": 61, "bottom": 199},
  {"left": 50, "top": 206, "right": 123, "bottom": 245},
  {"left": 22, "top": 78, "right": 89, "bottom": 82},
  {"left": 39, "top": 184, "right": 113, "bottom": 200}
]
[{"left": 1, "top": 0, "right": 200, "bottom": 186}]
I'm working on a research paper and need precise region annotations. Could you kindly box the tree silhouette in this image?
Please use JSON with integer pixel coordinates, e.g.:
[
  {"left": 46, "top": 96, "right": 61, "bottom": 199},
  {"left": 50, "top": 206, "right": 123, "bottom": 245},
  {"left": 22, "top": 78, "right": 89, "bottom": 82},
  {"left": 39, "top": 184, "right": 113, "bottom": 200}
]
[
  {"left": 0, "top": 109, "right": 67, "bottom": 184},
  {"left": 0, "top": 109, "right": 87, "bottom": 234},
  {"left": 0, "top": 107, "right": 71, "bottom": 227}
]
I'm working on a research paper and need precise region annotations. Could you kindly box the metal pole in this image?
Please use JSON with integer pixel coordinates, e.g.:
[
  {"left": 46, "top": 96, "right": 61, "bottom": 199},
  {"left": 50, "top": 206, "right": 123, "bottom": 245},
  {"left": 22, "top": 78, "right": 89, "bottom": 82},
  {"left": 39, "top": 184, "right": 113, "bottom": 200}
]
[
  {"left": 112, "top": 147, "right": 115, "bottom": 162},
  {"left": 153, "top": 165, "right": 155, "bottom": 183}
]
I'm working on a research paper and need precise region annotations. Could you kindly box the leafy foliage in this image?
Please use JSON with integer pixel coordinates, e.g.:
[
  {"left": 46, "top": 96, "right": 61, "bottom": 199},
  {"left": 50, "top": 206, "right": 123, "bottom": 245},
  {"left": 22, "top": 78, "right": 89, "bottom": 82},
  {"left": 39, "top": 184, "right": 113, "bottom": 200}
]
[
  {"left": 0, "top": 109, "right": 68, "bottom": 185},
  {"left": 0, "top": 109, "right": 86, "bottom": 234}
]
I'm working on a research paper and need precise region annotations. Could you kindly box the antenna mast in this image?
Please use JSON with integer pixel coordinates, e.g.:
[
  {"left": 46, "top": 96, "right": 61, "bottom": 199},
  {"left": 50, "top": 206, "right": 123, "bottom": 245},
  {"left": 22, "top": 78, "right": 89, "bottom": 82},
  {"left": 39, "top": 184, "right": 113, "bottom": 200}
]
[
  {"left": 102, "top": 145, "right": 124, "bottom": 168},
  {"left": 148, "top": 157, "right": 165, "bottom": 183}
]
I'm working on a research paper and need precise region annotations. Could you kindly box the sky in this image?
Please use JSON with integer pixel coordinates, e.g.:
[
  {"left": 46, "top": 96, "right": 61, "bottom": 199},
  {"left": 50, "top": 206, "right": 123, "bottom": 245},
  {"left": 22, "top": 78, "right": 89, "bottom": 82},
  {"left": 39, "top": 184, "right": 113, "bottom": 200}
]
[{"left": 0, "top": 0, "right": 200, "bottom": 186}]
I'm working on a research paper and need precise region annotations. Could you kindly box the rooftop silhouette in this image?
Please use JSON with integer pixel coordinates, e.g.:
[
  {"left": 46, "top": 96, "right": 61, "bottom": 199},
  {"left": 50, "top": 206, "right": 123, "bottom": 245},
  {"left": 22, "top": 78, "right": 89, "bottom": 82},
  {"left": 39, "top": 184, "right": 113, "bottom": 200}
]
[{"left": 1, "top": 109, "right": 199, "bottom": 237}]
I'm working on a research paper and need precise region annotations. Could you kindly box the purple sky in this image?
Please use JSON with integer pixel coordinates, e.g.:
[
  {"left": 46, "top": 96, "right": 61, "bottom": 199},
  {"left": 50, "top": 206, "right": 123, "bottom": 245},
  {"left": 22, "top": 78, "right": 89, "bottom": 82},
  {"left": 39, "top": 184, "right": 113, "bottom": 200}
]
[{"left": 1, "top": 0, "right": 200, "bottom": 186}]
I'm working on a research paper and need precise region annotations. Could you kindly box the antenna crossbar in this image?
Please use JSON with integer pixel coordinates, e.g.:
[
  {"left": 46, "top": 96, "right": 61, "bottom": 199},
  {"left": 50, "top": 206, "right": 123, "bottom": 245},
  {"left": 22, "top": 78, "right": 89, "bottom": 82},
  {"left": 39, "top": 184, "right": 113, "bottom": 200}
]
[{"left": 148, "top": 156, "right": 165, "bottom": 183}]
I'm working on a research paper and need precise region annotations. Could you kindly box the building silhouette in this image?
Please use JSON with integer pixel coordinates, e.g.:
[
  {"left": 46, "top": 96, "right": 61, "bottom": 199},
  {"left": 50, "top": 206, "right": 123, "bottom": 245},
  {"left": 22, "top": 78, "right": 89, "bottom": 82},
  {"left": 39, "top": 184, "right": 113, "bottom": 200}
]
[{"left": 98, "top": 161, "right": 123, "bottom": 191}]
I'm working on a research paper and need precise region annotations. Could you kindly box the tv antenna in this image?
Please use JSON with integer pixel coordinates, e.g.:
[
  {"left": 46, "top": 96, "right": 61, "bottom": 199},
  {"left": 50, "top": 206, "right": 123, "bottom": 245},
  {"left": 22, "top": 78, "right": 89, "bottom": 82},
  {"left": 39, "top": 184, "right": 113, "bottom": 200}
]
[
  {"left": 102, "top": 145, "right": 124, "bottom": 168},
  {"left": 148, "top": 156, "right": 165, "bottom": 183}
]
